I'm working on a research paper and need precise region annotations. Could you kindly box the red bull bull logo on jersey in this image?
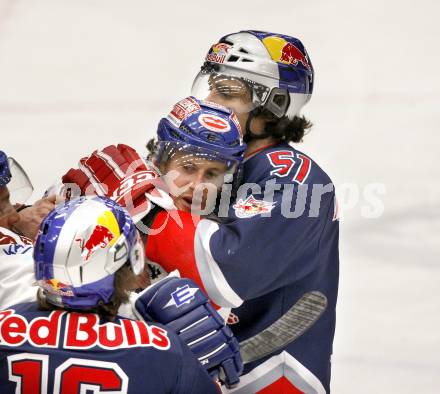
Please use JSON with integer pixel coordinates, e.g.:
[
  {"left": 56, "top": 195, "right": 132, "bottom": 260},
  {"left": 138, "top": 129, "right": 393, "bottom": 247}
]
[
  {"left": 262, "top": 36, "right": 311, "bottom": 70},
  {"left": 233, "top": 195, "right": 275, "bottom": 218},
  {"left": 206, "top": 42, "right": 231, "bottom": 64}
]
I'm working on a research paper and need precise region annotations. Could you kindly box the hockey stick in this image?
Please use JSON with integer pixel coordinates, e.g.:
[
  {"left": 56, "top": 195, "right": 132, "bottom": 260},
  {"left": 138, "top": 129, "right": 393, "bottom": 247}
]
[{"left": 239, "top": 291, "right": 327, "bottom": 364}]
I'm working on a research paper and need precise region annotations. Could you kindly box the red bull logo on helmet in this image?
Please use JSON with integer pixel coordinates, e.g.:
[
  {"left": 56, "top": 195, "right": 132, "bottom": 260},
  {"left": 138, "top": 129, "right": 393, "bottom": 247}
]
[
  {"left": 75, "top": 210, "right": 120, "bottom": 262},
  {"left": 262, "top": 36, "right": 311, "bottom": 70},
  {"left": 206, "top": 42, "right": 231, "bottom": 64},
  {"left": 76, "top": 225, "right": 115, "bottom": 261},
  {"left": 42, "top": 279, "right": 74, "bottom": 297}
]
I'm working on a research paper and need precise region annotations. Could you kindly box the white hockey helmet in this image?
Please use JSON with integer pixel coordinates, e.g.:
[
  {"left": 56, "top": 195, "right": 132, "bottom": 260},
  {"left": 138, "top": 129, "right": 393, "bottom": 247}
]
[
  {"left": 34, "top": 196, "right": 144, "bottom": 310},
  {"left": 192, "top": 30, "right": 314, "bottom": 121}
]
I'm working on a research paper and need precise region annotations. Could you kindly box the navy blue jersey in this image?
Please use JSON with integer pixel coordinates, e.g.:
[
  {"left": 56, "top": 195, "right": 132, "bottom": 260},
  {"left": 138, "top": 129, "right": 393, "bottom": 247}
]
[
  {"left": 146, "top": 142, "right": 339, "bottom": 393},
  {"left": 209, "top": 143, "right": 339, "bottom": 392},
  {"left": 0, "top": 302, "right": 219, "bottom": 394}
]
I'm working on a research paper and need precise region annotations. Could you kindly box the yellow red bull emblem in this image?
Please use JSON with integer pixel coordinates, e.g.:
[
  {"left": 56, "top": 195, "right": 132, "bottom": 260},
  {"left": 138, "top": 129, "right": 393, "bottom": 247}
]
[
  {"left": 42, "top": 278, "right": 74, "bottom": 297},
  {"left": 262, "top": 36, "right": 311, "bottom": 70},
  {"left": 233, "top": 195, "right": 275, "bottom": 218},
  {"left": 75, "top": 210, "right": 120, "bottom": 262},
  {"left": 206, "top": 42, "right": 231, "bottom": 64}
]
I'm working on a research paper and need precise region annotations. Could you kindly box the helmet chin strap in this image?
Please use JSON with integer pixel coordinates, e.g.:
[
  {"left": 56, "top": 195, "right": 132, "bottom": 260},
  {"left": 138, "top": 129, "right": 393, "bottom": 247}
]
[{"left": 244, "top": 108, "right": 271, "bottom": 143}]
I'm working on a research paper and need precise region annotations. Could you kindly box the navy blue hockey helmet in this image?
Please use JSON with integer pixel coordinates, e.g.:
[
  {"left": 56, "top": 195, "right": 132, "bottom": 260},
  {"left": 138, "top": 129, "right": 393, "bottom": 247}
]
[{"left": 155, "top": 96, "right": 246, "bottom": 171}]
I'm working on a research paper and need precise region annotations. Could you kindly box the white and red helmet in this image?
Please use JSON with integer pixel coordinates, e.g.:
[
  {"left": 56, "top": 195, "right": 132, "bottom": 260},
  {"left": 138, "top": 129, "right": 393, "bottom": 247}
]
[
  {"left": 34, "top": 196, "right": 144, "bottom": 310},
  {"left": 192, "top": 30, "right": 314, "bottom": 120}
]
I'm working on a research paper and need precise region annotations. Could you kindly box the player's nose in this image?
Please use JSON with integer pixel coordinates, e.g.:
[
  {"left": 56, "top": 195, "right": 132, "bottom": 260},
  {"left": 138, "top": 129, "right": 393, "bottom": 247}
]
[{"left": 191, "top": 170, "right": 206, "bottom": 186}]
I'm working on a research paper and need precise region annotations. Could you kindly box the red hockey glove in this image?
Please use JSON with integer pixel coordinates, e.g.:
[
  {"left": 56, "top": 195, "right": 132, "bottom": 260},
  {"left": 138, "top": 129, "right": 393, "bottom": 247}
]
[{"left": 61, "top": 144, "right": 174, "bottom": 222}]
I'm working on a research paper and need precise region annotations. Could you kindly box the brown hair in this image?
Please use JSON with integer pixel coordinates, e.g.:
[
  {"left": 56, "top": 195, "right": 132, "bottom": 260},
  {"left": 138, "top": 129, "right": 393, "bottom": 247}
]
[
  {"left": 37, "top": 264, "right": 137, "bottom": 322},
  {"left": 146, "top": 138, "right": 158, "bottom": 159},
  {"left": 261, "top": 110, "right": 313, "bottom": 143}
]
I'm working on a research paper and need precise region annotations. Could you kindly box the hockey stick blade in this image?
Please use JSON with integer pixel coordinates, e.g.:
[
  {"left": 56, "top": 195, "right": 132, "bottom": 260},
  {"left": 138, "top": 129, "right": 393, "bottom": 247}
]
[{"left": 239, "top": 291, "right": 327, "bottom": 364}]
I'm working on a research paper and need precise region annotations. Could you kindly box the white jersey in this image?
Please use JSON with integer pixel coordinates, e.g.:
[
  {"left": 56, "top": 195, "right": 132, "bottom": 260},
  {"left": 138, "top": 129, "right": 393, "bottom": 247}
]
[{"left": 0, "top": 226, "right": 37, "bottom": 309}]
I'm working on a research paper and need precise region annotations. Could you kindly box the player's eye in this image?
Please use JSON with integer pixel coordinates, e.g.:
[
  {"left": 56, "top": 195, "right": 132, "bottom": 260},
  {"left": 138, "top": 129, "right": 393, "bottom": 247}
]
[
  {"left": 204, "top": 170, "right": 220, "bottom": 180},
  {"left": 181, "top": 163, "right": 197, "bottom": 173},
  {"left": 216, "top": 85, "right": 245, "bottom": 99}
]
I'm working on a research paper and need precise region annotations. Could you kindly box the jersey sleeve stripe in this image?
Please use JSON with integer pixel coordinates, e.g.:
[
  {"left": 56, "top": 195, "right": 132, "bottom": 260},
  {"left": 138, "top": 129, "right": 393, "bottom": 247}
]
[
  {"left": 95, "top": 150, "right": 125, "bottom": 179},
  {"left": 226, "top": 351, "right": 326, "bottom": 394},
  {"left": 78, "top": 162, "right": 106, "bottom": 195},
  {"left": 194, "top": 220, "right": 243, "bottom": 308}
]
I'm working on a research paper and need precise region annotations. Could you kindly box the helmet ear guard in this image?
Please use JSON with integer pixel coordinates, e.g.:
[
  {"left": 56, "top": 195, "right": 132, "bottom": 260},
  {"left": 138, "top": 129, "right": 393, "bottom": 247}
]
[
  {"left": 104, "top": 228, "right": 145, "bottom": 276},
  {"left": 263, "top": 88, "right": 290, "bottom": 119}
]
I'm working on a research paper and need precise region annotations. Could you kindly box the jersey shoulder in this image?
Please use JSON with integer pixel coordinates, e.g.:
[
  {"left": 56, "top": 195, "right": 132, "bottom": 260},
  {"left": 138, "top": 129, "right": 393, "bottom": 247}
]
[{"left": 244, "top": 143, "right": 333, "bottom": 186}]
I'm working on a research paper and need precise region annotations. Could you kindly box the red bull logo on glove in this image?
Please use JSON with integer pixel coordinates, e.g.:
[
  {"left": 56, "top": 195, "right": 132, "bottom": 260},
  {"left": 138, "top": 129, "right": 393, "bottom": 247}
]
[
  {"left": 206, "top": 42, "right": 231, "bottom": 64},
  {"left": 262, "top": 36, "right": 311, "bottom": 70}
]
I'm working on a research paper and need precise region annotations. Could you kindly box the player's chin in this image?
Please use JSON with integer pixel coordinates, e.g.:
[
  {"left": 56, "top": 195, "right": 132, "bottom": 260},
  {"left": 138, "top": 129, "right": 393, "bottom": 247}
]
[
  {"left": 174, "top": 197, "right": 192, "bottom": 213},
  {"left": 174, "top": 196, "right": 207, "bottom": 215}
]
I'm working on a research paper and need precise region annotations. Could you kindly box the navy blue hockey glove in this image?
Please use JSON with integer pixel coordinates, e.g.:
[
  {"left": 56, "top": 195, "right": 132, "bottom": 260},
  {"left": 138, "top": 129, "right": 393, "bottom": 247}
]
[{"left": 133, "top": 275, "right": 243, "bottom": 388}]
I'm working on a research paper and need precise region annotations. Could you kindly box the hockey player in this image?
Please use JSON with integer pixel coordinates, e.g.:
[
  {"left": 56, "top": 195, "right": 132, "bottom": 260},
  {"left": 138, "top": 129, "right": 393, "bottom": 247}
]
[
  {"left": 0, "top": 150, "right": 147, "bottom": 310},
  {"left": 64, "top": 32, "right": 339, "bottom": 393},
  {"left": 0, "top": 151, "right": 39, "bottom": 309},
  {"left": 164, "top": 31, "right": 339, "bottom": 393},
  {"left": 61, "top": 97, "right": 245, "bottom": 221},
  {"left": 0, "top": 151, "right": 22, "bottom": 230},
  {"left": 158, "top": 31, "right": 339, "bottom": 393},
  {"left": 0, "top": 196, "right": 242, "bottom": 393},
  {"left": 0, "top": 101, "right": 245, "bottom": 387},
  {"left": 0, "top": 149, "right": 56, "bottom": 241},
  {"left": 0, "top": 99, "right": 246, "bottom": 314}
]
